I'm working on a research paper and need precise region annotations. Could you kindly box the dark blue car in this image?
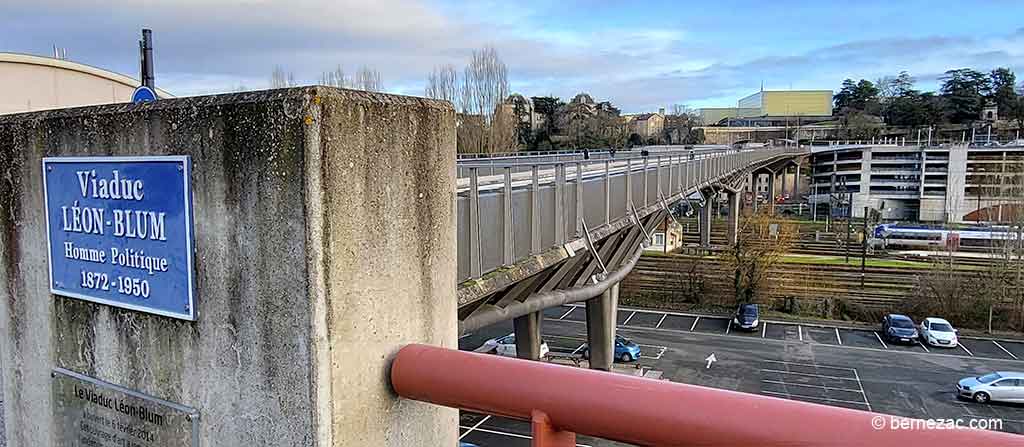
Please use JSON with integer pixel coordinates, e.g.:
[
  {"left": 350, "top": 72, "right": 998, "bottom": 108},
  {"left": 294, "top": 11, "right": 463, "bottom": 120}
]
[
  {"left": 581, "top": 334, "right": 642, "bottom": 362},
  {"left": 882, "top": 314, "right": 919, "bottom": 343}
]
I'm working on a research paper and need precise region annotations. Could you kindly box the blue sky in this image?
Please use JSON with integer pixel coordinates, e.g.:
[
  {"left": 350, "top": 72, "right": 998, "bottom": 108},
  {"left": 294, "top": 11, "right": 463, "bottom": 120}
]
[{"left": 2, "top": 0, "right": 1023, "bottom": 113}]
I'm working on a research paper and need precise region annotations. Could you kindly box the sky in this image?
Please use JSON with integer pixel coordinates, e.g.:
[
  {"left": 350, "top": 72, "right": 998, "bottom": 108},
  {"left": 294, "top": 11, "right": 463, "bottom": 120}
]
[{"left": 2, "top": 0, "right": 1024, "bottom": 113}]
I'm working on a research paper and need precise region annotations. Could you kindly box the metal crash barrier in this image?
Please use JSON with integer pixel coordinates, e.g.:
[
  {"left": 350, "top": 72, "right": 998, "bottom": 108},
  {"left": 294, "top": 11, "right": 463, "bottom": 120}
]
[{"left": 391, "top": 344, "right": 1023, "bottom": 446}]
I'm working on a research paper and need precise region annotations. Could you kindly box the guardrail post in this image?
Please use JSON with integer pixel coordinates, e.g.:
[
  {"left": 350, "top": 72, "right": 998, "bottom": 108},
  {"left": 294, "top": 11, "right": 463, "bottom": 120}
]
[
  {"left": 663, "top": 154, "right": 671, "bottom": 194},
  {"left": 532, "top": 410, "right": 576, "bottom": 447},
  {"left": 531, "top": 165, "right": 540, "bottom": 255},
  {"left": 604, "top": 160, "right": 611, "bottom": 225},
  {"left": 655, "top": 156, "right": 662, "bottom": 204},
  {"left": 625, "top": 158, "right": 632, "bottom": 215},
  {"left": 643, "top": 157, "right": 649, "bottom": 206},
  {"left": 503, "top": 167, "right": 514, "bottom": 266},
  {"left": 575, "top": 162, "right": 583, "bottom": 237},
  {"left": 555, "top": 164, "right": 566, "bottom": 244},
  {"left": 469, "top": 167, "right": 482, "bottom": 278}
]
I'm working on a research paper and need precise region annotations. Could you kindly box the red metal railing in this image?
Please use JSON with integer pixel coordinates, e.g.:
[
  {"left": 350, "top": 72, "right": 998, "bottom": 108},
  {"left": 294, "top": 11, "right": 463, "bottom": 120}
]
[{"left": 391, "top": 344, "right": 1024, "bottom": 447}]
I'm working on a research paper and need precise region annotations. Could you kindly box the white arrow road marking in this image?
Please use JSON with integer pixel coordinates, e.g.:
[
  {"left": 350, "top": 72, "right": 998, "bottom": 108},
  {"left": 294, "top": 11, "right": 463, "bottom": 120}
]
[{"left": 705, "top": 353, "right": 717, "bottom": 369}]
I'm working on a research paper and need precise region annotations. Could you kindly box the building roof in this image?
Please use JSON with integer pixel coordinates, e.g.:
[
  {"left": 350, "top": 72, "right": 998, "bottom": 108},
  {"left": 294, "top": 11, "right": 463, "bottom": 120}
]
[{"left": 0, "top": 52, "right": 174, "bottom": 98}]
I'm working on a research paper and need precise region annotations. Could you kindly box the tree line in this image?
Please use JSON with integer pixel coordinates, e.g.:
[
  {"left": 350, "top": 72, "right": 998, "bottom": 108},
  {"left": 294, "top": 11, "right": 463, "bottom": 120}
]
[
  {"left": 424, "top": 46, "right": 702, "bottom": 153},
  {"left": 834, "top": 67, "right": 1024, "bottom": 132}
]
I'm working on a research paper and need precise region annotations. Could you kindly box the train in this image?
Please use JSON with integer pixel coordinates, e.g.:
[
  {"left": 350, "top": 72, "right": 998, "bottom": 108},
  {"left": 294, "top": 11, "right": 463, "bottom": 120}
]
[{"left": 872, "top": 223, "right": 1020, "bottom": 251}]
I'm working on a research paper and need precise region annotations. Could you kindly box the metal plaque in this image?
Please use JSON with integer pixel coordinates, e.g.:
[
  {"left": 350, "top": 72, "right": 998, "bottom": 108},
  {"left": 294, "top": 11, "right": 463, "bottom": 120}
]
[
  {"left": 52, "top": 368, "right": 199, "bottom": 447},
  {"left": 42, "top": 156, "right": 196, "bottom": 320}
]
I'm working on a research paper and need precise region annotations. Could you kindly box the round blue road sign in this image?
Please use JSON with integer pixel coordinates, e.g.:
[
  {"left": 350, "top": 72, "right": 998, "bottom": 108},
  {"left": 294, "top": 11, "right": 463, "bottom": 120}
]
[{"left": 132, "top": 86, "right": 157, "bottom": 103}]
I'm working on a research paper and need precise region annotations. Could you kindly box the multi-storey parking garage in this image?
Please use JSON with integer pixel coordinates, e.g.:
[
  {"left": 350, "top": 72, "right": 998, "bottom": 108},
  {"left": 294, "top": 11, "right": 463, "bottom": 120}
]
[{"left": 810, "top": 144, "right": 1024, "bottom": 222}]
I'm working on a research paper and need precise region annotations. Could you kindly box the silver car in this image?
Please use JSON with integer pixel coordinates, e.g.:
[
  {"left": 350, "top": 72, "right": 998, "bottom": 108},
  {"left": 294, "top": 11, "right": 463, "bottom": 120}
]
[{"left": 957, "top": 371, "right": 1024, "bottom": 403}]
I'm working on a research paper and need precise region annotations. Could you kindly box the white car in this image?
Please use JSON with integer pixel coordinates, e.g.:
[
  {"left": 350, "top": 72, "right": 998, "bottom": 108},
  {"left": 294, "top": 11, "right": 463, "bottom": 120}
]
[
  {"left": 477, "top": 333, "right": 550, "bottom": 358},
  {"left": 919, "top": 317, "right": 958, "bottom": 348}
]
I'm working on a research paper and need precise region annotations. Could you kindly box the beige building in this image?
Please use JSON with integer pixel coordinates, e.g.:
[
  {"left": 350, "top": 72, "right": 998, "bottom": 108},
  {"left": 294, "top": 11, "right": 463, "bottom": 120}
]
[
  {"left": 646, "top": 219, "right": 683, "bottom": 253},
  {"left": 0, "top": 52, "right": 173, "bottom": 115},
  {"left": 624, "top": 108, "right": 665, "bottom": 140}
]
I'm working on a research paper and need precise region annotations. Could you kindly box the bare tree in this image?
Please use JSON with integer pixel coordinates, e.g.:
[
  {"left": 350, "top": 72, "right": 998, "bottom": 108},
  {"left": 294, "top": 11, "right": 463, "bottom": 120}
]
[
  {"left": 723, "top": 211, "right": 797, "bottom": 305},
  {"left": 461, "top": 46, "right": 509, "bottom": 126},
  {"left": 666, "top": 104, "right": 704, "bottom": 144},
  {"left": 352, "top": 66, "right": 382, "bottom": 92},
  {"left": 270, "top": 65, "right": 297, "bottom": 88},
  {"left": 320, "top": 65, "right": 347, "bottom": 88},
  {"left": 319, "top": 65, "right": 382, "bottom": 92},
  {"left": 425, "top": 64, "right": 459, "bottom": 104}
]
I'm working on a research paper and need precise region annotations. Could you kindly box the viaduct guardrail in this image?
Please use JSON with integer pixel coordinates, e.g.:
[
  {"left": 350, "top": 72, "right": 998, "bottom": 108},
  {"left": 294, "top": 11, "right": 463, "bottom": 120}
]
[{"left": 455, "top": 145, "right": 806, "bottom": 283}]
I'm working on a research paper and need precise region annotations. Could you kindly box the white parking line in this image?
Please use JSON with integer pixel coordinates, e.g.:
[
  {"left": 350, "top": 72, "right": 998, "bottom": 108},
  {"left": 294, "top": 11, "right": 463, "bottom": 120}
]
[
  {"left": 992, "top": 340, "right": 1018, "bottom": 360},
  {"left": 761, "top": 390, "right": 870, "bottom": 407},
  {"left": 690, "top": 316, "right": 700, "bottom": 332},
  {"left": 835, "top": 328, "right": 843, "bottom": 345},
  {"left": 459, "top": 415, "right": 491, "bottom": 440},
  {"left": 558, "top": 307, "right": 574, "bottom": 320},
  {"left": 873, "top": 332, "right": 889, "bottom": 349},
  {"left": 762, "top": 323, "right": 768, "bottom": 338},
  {"left": 760, "top": 369, "right": 860, "bottom": 381},
  {"left": 763, "top": 360, "right": 857, "bottom": 372},
  {"left": 655, "top": 313, "right": 668, "bottom": 329},
  {"left": 917, "top": 341, "right": 930, "bottom": 352},
  {"left": 459, "top": 425, "right": 594, "bottom": 447},
  {"left": 852, "top": 368, "right": 872, "bottom": 411},
  {"left": 959, "top": 343, "right": 974, "bottom": 357},
  {"left": 557, "top": 318, "right": 1024, "bottom": 365},
  {"left": 761, "top": 379, "right": 863, "bottom": 394},
  {"left": 798, "top": 325, "right": 803, "bottom": 341},
  {"left": 622, "top": 311, "right": 637, "bottom": 325}
]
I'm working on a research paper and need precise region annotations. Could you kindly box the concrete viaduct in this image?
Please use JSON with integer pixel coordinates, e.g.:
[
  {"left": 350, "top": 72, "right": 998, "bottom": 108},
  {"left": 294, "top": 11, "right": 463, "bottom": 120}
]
[{"left": 454, "top": 146, "right": 806, "bottom": 369}]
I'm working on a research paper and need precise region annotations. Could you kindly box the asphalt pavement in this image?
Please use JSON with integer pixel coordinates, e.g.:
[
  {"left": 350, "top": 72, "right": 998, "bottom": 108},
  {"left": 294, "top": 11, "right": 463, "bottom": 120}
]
[{"left": 458, "top": 305, "right": 1024, "bottom": 446}]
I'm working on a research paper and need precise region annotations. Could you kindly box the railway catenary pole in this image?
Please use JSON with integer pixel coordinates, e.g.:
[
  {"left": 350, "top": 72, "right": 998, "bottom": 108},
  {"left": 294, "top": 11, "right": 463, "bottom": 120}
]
[{"left": 861, "top": 206, "right": 868, "bottom": 288}]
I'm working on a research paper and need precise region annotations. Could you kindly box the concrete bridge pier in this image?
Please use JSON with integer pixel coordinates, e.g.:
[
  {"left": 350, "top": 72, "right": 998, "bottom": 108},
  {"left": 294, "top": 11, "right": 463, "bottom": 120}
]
[
  {"left": 585, "top": 283, "right": 619, "bottom": 371},
  {"left": 514, "top": 312, "right": 544, "bottom": 360},
  {"left": 726, "top": 189, "right": 741, "bottom": 246},
  {"left": 699, "top": 191, "right": 714, "bottom": 247}
]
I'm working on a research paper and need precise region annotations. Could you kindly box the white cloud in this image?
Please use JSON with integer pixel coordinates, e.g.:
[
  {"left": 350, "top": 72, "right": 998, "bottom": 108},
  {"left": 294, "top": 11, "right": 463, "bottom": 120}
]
[{"left": 2, "top": 1, "right": 1022, "bottom": 112}]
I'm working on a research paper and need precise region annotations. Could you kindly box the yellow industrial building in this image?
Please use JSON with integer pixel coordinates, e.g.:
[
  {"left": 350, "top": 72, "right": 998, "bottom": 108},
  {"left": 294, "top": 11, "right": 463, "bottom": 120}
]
[{"left": 699, "top": 89, "right": 833, "bottom": 125}]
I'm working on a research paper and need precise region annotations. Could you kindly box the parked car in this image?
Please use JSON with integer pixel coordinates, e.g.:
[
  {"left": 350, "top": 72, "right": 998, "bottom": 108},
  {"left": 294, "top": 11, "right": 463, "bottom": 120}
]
[
  {"left": 957, "top": 372, "right": 1024, "bottom": 403},
  {"left": 882, "top": 314, "right": 919, "bottom": 343},
  {"left": 732, "top": 303, "right": 760, "bottom": 331},
  {"left": 918, "top": 317, "right": 958, "bottom": 348},
  {"left": 478, "top": 333, "right": 549, "bottom": 358},
  {"left": 581, "top": 334, "right": 642, "bottom": 362},
  {"left": 460, "top": 443, "right": 480, "bottom": 447}
]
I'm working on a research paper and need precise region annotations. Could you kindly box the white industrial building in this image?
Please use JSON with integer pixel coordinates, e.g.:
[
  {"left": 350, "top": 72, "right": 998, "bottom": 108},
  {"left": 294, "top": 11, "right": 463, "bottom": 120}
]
[{"left": 0, "top": 52, "right": 173, "bottom": 115}]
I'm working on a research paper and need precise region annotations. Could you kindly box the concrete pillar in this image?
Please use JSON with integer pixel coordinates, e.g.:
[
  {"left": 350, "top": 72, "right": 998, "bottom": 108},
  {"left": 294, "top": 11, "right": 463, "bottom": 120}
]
[
  {"left": 585, "top": 283, "right": 619, "bottom": 371},
  {"left": 727, "top": 190, "right": 741, "bottom": 246},
  {"left": 514, "top": 312, "right": 543, "bottom": 360},
  {"left": 780, "top": 166, "right": 788, "bottom": 198},
  {"left": 752, "top": 173, "right": 760, "bottom": 213},
  {"left": 700, "top": 194, "right": 714, "bottom": 247},
  {"left": 0, "top": 87, "right": 458, "bottom": 447},
  {"left": 794, "top": 162, "right": 801, "bottom": 199}
]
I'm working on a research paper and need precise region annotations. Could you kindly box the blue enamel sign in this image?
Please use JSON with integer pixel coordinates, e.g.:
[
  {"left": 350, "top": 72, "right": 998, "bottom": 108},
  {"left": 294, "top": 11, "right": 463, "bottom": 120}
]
[
  {"left": 132, "top": 86, "right": 157, "bottom": 103},
  {"left": 42, "top": 156, "right": 196, "bottom": 320}
]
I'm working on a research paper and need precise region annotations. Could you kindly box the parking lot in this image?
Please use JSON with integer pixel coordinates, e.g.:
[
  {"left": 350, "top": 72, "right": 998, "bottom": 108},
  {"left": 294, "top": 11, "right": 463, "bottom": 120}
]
[{"left": 457, "top": 305, "right": 1024, "bottom": 446}]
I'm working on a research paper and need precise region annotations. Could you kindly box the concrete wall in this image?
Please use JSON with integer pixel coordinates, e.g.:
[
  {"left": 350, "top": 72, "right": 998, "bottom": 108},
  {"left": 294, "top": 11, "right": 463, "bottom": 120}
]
[{"left": 0, "top": 87, "right": 457, "bottom": 446}]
